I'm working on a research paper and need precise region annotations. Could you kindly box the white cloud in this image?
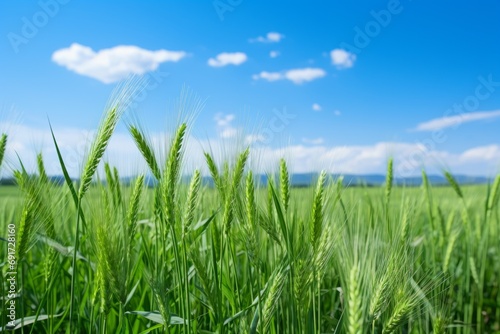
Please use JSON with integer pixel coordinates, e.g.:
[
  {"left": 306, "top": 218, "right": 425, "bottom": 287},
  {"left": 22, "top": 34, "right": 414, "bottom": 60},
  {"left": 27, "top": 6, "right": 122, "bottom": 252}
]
[
  {"left": 215, "top": 113, "right": 235, "bottom": 127},
  {"left": 312, "top": 103, "right": 322, "bottom": 111},
  {"left": 214, "top": 113, "right": 238, "bottom": 139},
  {"left": 330, "top": 49, "right": 356, "bottom": 69},
  {"left": 250, "top": 32, "right": 285, "bottom": 43},
  {"left": 285, "top": 68, "right": 326, "bottom": 84},
  {"left": 220, "top": 128, "right": 237, "bottom": 139},
  {"left": 245, "top": 134, "right": 265, "bottom": 145},
  {"left": 253, "top": 67, "right": 326, "bottom": 85},
  {"left": 252, "top": 71, "right": 283, "bottom": 82},
  {"left": 334, "top": 110, "right": 342, "bottom": 116},
  {"left": 414, "top": 110, "right": 500, "bottom": 131},
  {"left": 302, "top": 137, "right": 324, "bottom": 145},
  {"left": 269, "top": 51, "right": 280, "bottom": 58},
  {"left": 52, "top": 43, "right": 187, "bottom": 83},
  {"left": 2, "top": 122, "right": 498, "bottom": 179},
  {"left": 208, "top": 52, "right": 247, "bottom": 67}
]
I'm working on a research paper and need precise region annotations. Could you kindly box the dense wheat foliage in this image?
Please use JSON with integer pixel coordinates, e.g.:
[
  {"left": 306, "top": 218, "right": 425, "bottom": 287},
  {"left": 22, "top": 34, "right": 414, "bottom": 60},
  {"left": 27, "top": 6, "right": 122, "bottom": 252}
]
[{"left": 0, "top": 101, "right": 499, "bottom": 333}]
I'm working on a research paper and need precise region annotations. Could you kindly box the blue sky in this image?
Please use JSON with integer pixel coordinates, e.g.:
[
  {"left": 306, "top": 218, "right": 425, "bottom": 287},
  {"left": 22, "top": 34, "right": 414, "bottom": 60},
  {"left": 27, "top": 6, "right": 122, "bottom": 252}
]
[{"left": 1, "top": 0, "right": 500, "bottom": 177}]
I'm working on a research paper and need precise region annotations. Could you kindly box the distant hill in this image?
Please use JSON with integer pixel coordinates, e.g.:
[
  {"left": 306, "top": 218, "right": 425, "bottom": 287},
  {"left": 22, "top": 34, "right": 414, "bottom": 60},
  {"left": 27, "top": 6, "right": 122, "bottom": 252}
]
[
  {"left": 164, "top": 173, "right": 491, "bottom": 188},
  {"left": 255, "top": 173, "right": 491, "bottom": 187},
  {"left": 1, "top": 173, "right": 492, "bottom": 187}
]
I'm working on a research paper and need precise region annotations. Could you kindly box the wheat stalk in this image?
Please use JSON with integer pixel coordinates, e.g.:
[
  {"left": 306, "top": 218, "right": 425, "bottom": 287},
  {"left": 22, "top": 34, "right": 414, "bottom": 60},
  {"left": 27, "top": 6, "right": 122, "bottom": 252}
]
[
  {"left": 190, "top": 248, "right": 219, "bottom": 312},
  {"left": 95, "top": 224, "right": 113, "bottom": 314},
  {"left": 146, "top": 273, "right": 171, "bottom": 330}
]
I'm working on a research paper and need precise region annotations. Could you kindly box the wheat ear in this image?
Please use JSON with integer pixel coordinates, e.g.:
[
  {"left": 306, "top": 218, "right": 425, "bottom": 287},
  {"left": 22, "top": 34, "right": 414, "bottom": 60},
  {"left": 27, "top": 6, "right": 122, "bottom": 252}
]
[
  {"left": 79, "top": 106, "right": 120, "bottom": 199},
  {"left": 0, "top": 133, "right": 6, "bottom": 169},
  {"left": 348, "top": 263, "right": 363, "bottom": 334},
  {"left": 280, "top": 159, "right": 290, "bottom": 212},
  {"left": 183, "top": 170, "right": 201, "bottom": 237},
  {"left": 129, "top": 125, "right": 161, "bottom": 180},
  {"left": 310, "top": 171, "right": 326, "bottom": 251}
]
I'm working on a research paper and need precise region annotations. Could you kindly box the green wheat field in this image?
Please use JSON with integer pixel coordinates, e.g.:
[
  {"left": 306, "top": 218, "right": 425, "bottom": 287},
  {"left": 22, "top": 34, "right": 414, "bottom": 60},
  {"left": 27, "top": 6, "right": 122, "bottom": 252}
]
[{"left": 0, "top": 97, "right": 499, "bottom": 333}]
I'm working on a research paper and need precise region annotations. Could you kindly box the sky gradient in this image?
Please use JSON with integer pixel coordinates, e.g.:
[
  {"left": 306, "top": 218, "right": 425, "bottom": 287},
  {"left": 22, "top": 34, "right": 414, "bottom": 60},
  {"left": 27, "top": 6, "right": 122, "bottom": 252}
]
[{"left": 1, "top": 0, "right": 500, "bottom": 177}]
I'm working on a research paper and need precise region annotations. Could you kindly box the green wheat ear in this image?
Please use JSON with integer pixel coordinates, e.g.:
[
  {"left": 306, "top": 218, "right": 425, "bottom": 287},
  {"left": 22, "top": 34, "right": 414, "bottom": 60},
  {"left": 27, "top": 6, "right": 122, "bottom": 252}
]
[
  {"left": 222, "top": 148, "right": 249, "bottom": 234},
  {"left": 487, "top": 174, "right": 500, "bottom": 211},
  {"left": 79, "top": 106, "right": 121, "bottom": 200},
  {"left": 129, "top": 125, "right": 161, "bottom": 180},
  {"left": 245, "top": 171, "right": 256, "bottom": 227},
  {"left": 310, "top": 170, "right": 326, "bottom": 251},
  {"left": 127, "top": 174, "right": 144, "bottom": 255},
  {"left": 385, "top": 157, "right": 394, "bottom": 204},
  {"left": 163, "top": 123, "right": 187, "bottom": 225},
  {"left": 78, "top": 75, "right": 145, "bottom": 198},
  {"left": 279, "top": 158, "right": 290, "bottom": 212},
  {"left": 382, "top": 300, "right": 413, "bottom": 334},
  {"left": 444, "top": 171, "right": 463, "bottom": 199},
  {"left": 183, "top": 169, "right": 201, "bottom": 237},
  {"left": 0, "top": 133, "right": 7, "bottom": 169},
  {"left": 348, "top": 262, "right": 363, "bottom": 334},
  {"left": 14, "top": 171, "right": 48, "bottom": 261},
  {"left": 37, "top": 152, "right": 49, "bottom": 184},
  {"left": 262, "top": 267, "right": 288, "bottom": 332}
]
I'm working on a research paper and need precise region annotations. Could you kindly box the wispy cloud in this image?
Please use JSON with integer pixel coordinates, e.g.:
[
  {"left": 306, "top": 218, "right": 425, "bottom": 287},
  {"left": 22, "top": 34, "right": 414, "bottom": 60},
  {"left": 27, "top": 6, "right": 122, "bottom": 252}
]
[
  {"left": 208, "top": 52, "right": 247, "bottom": 67},
  {"left": 253, "top": 67, "right": 326, "bottom": 84},
  {"left": 460, "top": 145, "right": 500, "bottom": 162},
  {"left": 414, "top": 110, "right": 500, "bottom": 131},
  {"left": 250, "top": 32, "right": 285, "bottom": 43},
  {"left": 312, "top": 103, "right": 322, "bottom": 111},
  {"left": 302, "top": 137, "right": 324, "bottom": 145},
  {"left": 330, "top": 48, "right": 356, "bottom": 69},
  {"left": 52, "top": 43, "right": 187, "bottom": 83},
  {"left": 269, "top": 50, "right": 280, "bottom": 58}
]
